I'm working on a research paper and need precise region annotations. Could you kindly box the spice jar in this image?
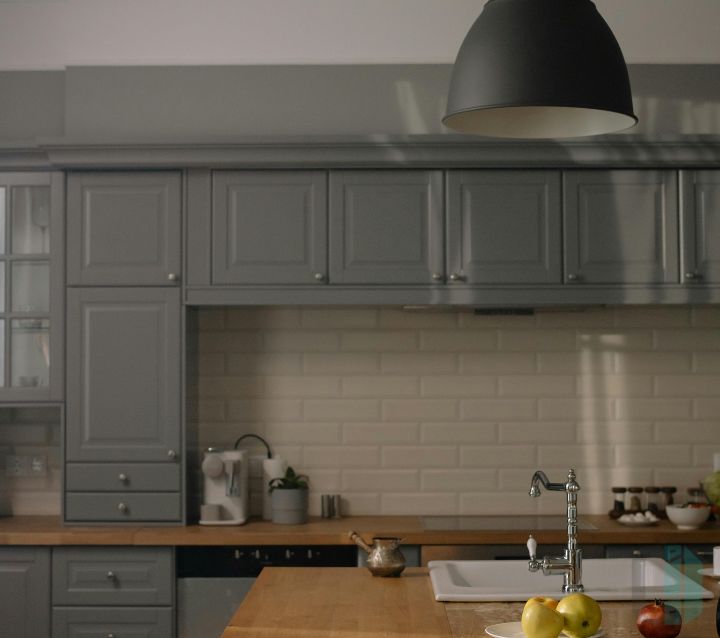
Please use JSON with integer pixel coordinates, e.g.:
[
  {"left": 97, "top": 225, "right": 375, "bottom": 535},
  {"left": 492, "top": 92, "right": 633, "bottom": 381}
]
[
  {"left": 688, "top": 486, "right": 705, "bottom": 504},
  {"left": 609, "top": 487, "right": 626, "bottom": 519},
  {"left": 644, "top": 486, "right": 661, "bottom": 515},
  {"left": 628, "top": 486, "right": 643, "bottom": 512}
]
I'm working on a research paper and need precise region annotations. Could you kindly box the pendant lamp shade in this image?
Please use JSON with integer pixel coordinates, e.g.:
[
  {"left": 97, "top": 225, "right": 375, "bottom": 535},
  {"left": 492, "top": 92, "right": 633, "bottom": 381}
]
[{"left": 443, "top": 0, "right": 638, "bottom": 139}]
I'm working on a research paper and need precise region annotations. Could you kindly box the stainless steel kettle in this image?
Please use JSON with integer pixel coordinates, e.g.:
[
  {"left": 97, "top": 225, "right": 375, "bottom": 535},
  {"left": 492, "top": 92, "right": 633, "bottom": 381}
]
[{"left": 349, "top": 530, "right": 406, "bottom": 577}]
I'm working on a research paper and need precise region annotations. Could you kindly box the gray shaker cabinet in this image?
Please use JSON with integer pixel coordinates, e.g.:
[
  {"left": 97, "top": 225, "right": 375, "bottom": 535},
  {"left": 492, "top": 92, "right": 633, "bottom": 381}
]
[
  {"left": 446, "top": 170, "right": 562, "bottom": 284},
  {"left": 0, "top": 547, "right": 51, "bottom": 638},
  {"left": 681, "top": 170, "right": 720, "bottom": 284},
  {"left": 65, "top": 287, "right": 181, "bottom": 463},
  {"left": 564, "top": 170, "right": 679, "bottom": 285},
  {"left": 212, "top": 171, "right": 328, "bottom": 284},
  {"left": 329, "top": 171, "right": 444, "bottom": 284},
  {"left": 67, "top": 172, "right": 182, "bottom": 286}
]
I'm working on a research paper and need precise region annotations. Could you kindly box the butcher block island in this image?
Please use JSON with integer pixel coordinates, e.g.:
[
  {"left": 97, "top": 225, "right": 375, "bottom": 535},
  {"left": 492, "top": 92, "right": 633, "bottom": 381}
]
[{"left": 222, "top": 567, "right": 720, "bottom": 638}]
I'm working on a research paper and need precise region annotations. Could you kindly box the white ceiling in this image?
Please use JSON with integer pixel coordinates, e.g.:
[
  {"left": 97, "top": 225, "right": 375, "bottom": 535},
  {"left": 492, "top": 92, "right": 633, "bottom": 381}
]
[{"left": 0, "top": 0, "right": 718, "bottom": 70}]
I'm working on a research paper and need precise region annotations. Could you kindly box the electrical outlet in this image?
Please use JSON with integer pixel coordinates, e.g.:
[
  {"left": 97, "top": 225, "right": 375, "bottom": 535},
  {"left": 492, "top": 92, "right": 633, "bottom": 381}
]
[{"left": 30, "top": 455, "right": 47, "bottom": 477}]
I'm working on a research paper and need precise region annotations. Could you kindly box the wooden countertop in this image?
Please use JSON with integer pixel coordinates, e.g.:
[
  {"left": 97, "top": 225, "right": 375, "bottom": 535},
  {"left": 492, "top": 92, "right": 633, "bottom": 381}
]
[
  {"left": 0, "top": 515, "right": 719, "bottom": 546},
  {"left": 222, "top": 567, "right": 720, "bottom": 638}
]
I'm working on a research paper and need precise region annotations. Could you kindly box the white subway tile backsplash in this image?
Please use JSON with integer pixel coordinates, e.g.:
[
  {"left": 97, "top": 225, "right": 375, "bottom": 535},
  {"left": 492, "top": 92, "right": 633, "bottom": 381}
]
[
  {"left": 343, "top": 470, "right": 419, "bottom": 492},
  {"left": 461, "top": 399, "right": 536, "bottom": 421},
  {"left": 421, "top": 469, "right": 496, "bottom": 492},
  {"left": 499, "top": 422, "right": 576, "bottom": 444},
  {"left": 343, "top": 422, "right": 419, "bottom": 444},
  {"left": 192, "top": 306, "right": 720, "bottom": 517},
  {"left": 421, "top": 376, "right": 495, "bottom": 397},
  {"left": 499, "top": 330, "right": 575, "bottom": 352},
  {"left": 459, "top": 445, "right": 536, "bottom": 468},
  {"left": 342, "top": 331, "right": 417, "bottom": 352},
  {"left": 420, "top": 423, "right": 497, "bottom": 444},
  {"left": 381, "top": 353, "right": 458, "bottom": 374},
  {"left": 343, "top": 376, "right": 418, "bottom": 398},
  {"left": 616, "top": 444, "right": 693, "bottom": 467},
  {"left": 499, "top": 375, "right": 575, "bottom": 397},
  {"left": 304, "top": 399, "right": 380, "bottom": 422},
  {"left": 303, "top": 353, "right": 380, "bottom": 374},
  {"left": 382, "top": 446, "right": 457, "bottom": 468},
  {"left": 420, "top": 330, "right": 497, "bottom": 352},
  {"left": 382, "top": 399, "right": 457, "bottom": 422}
]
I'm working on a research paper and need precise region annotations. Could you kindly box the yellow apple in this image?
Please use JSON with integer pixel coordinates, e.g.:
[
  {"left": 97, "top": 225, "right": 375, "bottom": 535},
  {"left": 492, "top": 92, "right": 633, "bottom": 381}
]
[
  {"left": 521, "top": 598, "right": 565, "bottom": 638},
  {"left": 556, "top": 593, "right": 602, "bottom": 638},
  {"left": 523, "top": 596, "right": 560, "bottom": 614}
]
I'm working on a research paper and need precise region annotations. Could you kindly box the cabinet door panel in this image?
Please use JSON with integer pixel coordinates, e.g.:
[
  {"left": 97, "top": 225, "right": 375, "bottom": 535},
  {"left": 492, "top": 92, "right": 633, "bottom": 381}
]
[
  {"left": 66, "top": 288, "right": 181, "bottom": 462},
  {"left": 67, "top": 172, "right": 181, "bottom": 286},
  {"left": 329, "top": 171, "right": 443, "bottom": 284},
  {"left": 53, "top": 547, "right": 173, "bottom": 605},
  {"left": 212, "top": 171, "right": 327, "bottom": 284},
  {"left": 681, "top": 170, "right": 720, "bottom": 283},
  {"left": 0, "top": 548, "right": 50, "bottom": 638},
  {"left": 447, "top": 171, "right": 561, "bottom": 284},
  {"left": 564, "top": 170, "right": 679, "bottom": 284},
  {"left": 52, "top": 607, "right": 172, "bottom": 638}
]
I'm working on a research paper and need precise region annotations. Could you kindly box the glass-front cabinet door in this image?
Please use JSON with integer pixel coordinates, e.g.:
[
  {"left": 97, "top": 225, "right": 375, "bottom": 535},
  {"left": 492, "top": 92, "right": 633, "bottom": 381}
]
[{"left": 0, "top": 173, "right": 63, "bottom": 401}]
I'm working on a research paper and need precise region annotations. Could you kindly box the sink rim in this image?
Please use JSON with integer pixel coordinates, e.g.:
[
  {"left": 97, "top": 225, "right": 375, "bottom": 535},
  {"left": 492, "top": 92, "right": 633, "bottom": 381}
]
[{"left": 428, "top": 557, "right": 714, "bottom": 602}]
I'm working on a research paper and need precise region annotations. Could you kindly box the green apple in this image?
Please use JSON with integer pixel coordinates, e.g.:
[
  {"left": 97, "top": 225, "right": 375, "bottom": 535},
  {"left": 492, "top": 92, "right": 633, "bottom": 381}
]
[
  {"left": 556, "top": 593, "right": 602, "bottom": 638},
  {"left": 521, "top": 598, "right": 565, "bottom": 638}
]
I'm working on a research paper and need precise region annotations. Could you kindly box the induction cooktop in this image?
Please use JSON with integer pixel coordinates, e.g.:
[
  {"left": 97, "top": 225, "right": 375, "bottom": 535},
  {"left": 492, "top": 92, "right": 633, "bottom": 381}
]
[{"left": 421, "top": 515, "right": 597, "bottom": 531}]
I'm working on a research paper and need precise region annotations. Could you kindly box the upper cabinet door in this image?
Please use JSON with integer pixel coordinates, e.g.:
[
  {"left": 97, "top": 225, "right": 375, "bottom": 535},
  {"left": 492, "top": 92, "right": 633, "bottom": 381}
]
[
  {"left": 447, "top": 170, "right": 562, "bottom": 284},
  {"left": 329, "top": 171, "right": 444, "bottom": 284},
  {"left": 681, "top": 170, "right": 720, "bottom": 284},
  {"left": 564, "top": 170, "right": 679, "bottom": 285},
  {"left": 66, "top": 287, "right": 181, "bottom": 462},
  {"left": 67, "top": 172, "right": 182, "bottom": 286},
  {"left": 212, "top": 171, "right": 327, "bottom": 285}
]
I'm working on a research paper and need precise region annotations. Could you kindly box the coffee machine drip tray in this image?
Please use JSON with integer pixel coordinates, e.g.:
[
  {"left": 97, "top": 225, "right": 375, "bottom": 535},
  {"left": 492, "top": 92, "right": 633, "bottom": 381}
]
[{"left": 421, "top": 515, "right": 596, "bottom": 531}]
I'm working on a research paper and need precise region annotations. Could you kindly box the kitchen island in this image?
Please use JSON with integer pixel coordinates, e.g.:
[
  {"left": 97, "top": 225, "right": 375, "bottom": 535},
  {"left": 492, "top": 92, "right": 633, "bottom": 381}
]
[{"left": 221, "top": 567, "right": 720, "bottom": 638}]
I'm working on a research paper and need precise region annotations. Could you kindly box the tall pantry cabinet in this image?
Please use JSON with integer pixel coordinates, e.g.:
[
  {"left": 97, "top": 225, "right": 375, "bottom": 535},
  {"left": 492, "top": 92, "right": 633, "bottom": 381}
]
[{"left": 64, "top": 172, "right": 184, "bottom": 523}]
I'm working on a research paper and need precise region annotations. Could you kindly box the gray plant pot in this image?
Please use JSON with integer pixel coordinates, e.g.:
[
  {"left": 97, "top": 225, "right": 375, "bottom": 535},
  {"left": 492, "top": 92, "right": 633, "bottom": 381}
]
[{"left": 271, "top": 488, "right": 309, "bottom": 525}]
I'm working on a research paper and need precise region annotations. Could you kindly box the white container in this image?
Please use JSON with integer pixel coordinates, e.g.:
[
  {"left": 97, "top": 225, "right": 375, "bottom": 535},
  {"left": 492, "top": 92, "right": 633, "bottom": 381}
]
[{"left": 665, "top": 504, "right": 711, "bottom": 530}]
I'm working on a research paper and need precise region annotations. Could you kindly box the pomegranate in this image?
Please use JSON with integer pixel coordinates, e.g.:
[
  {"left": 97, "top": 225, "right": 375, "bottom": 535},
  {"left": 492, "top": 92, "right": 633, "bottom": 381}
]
[{"left": 636, "top": 599, "right": 682, "bottom": 638}]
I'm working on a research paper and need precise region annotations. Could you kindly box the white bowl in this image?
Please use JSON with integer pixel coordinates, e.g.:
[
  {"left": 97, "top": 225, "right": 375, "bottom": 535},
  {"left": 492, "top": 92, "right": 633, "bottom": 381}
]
[{"left": 666, "top": 504, "right": 711, "bottom": 529}]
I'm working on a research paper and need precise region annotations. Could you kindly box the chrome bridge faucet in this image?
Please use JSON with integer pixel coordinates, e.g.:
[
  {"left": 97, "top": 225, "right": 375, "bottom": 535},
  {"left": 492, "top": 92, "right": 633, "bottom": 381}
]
[{"left": 526, "top": 468, "right": 584, "bottom": 593}]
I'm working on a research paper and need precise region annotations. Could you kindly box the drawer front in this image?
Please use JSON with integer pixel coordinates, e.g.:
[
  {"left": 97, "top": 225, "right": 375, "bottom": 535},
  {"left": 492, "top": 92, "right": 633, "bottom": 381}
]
[
  {"left": 604, "top": 544, "right": 665, "bottom": 559},
  {"left": 53, "top": 548, "right": 173, "bottom": 606},
  {"left": 65, "top": 493, "right": 181, "bottom": 523},
  {"left": 52, "top": 606, "right": 172, "bottom": 638},
  {"left": 66, "top": 463, "right": 180, "bottom": 492}
]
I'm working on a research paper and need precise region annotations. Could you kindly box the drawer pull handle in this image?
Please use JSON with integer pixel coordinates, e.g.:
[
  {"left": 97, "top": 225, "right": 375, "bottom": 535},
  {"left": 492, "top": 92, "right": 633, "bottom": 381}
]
[
  {"left": 448, "top": 273, "right": 465, "bottom": 282},
  {"left": 118, "top": 473, "right": 128, "bottom": 483},
  {"left": 108, "top": 634, "right": 116, "bottom": 638},
  {"left": 167, "top": 272, "right": 179, "bottom": 282},
  {"left": 107, "top": 571, "right": 116, "bottom": 581},
  {"left": 632, "top": 549, "right": 642, "bottom": 557},
  {"left": 167, "top": 449, "right": 177, "bottom": 460},
  {"left": 117, "top": 502, "right": 128, "bottom": 513}
]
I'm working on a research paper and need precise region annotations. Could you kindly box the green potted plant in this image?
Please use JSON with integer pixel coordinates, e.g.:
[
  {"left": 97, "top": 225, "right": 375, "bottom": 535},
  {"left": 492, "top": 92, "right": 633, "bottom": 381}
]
[{"left": 269, "top": 466, "right": 309, "bottom": 524}]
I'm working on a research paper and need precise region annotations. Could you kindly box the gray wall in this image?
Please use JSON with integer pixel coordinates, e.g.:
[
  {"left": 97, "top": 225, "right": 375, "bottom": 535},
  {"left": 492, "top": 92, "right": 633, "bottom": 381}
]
[{"left": 1, "top": 65, "right": 720, "bottom": 143}]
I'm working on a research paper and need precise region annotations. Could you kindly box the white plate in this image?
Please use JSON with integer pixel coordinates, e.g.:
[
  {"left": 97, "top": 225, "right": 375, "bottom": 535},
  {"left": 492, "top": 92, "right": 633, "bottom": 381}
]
[
  {"left": 698, "top": 567, "right": 720, "bottom": 579},
  {"left": 485, "top": 622, "right": 605, "bottom": 638}
]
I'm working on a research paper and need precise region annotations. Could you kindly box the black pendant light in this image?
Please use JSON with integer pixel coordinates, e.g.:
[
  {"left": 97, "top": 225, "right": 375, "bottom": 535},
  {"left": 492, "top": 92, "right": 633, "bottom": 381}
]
[{"left": 443, "top": 0, "right": 638, "bottom": 139}]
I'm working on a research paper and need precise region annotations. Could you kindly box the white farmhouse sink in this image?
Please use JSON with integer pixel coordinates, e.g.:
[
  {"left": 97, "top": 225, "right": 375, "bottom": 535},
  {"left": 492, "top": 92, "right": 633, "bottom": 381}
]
[{"left": 428, "top": 558, "right": 713, "bottom": 602}]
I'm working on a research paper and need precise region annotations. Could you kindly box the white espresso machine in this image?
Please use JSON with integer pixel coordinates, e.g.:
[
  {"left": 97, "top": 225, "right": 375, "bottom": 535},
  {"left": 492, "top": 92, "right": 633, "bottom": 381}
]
[{"left": 199, "top": 448, "right": 249, "bottom": 525}]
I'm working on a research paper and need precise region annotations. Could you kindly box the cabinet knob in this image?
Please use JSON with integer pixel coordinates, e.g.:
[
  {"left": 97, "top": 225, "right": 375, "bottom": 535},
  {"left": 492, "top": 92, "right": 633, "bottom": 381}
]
[
  {"left": 448, "top": 273, "right": 465, "bottom": 282},
  {"left": 106, "top": 571, "right": 116, "bottom": 581},
  {"left": 167, "top": 273, "right": 179, "bottom": 282},
  {"left": 685, "top": 271, "right": 702, "bottom": 281},
  {"left": 117, "top": 473, "right": 128, "bottom": 483},
  {"left": 632, "top": 549, "right": 642, "bottom": 557},
  {"left": 431, "top": 273, "right": 444, "bottom": 282},
  {"left": 108, "top": 634, "right": 116, "bottom": 638},
  {"left": 117, "top": 502, "right": 128, "bottom": 513},
  {"left": 167, "top": 449, "right": 177, "bottom": 460},
  {"left": 567, "top": 273, "right": 581, "bottom": 282},
  {"left": 313, "top": 273, "right": 325, "bottom": 282}
]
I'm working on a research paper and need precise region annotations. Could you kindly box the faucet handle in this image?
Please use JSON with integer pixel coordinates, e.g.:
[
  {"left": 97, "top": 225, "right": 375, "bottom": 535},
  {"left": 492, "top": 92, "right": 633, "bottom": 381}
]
[{"left": 527, "top": 534, "right": 537, "bottom": 561}]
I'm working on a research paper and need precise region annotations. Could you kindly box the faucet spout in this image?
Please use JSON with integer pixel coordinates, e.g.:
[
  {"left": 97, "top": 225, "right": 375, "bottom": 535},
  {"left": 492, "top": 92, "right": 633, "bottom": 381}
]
[{"left": 527, "top": 468, "right": 584, "bottom": 594}]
